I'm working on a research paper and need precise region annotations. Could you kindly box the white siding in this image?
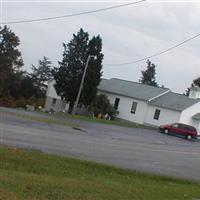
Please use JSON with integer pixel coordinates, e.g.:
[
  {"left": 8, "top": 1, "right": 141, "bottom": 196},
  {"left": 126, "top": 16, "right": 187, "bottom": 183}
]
[
  {"left": 189, "top": 90, "right": 200, "bottom": 99},
  {"left": 99, "top": 91, "right": 182, "bottom": 127},
  {"left": 144, "top": 105, "right": 181, "bottom": 126},
  {"left": 179, "top": 102, "right": 200, "bottom": 129},
  {"left": 99, "top": 91, "right": 148, "bottom": 124},
  {"left": 45, "top": 80, "right": 200, "bottom": 128},
  {"left": 46, "top": 80, "right": 61, "bottom": 100}
]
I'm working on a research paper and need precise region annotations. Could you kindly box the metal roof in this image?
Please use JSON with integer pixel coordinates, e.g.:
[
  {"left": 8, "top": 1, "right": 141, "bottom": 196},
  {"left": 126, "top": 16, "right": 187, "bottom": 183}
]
[
  {"left": 149, "top": 92, "right": 200, "bottom": 111},
  {"left": 98, "top": 78, "right": 199, "bottom": 111},
  {"left": 98, "top": 78, "right": 170, "bottom": 101}
]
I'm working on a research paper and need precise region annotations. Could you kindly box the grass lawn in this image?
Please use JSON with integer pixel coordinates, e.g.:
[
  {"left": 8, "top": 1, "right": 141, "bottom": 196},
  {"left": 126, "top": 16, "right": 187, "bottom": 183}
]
[
  {"left": 9, "top": 108, "right": 145, "bottom": 129},
  {"left": 57, "top": 112, "right": 148, "bottom": 129},
  {"left": 9, "top": 111, "right": 79, "bottom": 128},
  {"left": 0, "top": 146, "right": 200, "bottom": 200}
]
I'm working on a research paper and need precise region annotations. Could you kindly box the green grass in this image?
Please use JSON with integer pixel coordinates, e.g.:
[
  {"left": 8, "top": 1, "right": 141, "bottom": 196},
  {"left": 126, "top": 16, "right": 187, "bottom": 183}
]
[
  {"left": 10, "top": 108, "right": 145, "bottom": 129},
  {"left": 0, "top": 146, "right": 200, "bottom": 200},
  {"left": 57, "top": 112, "right": 148, "bottom": 129},
  {"left": 10, "top": 111, "right": 79, "bottom": 128},
  {"left": 10, "top": 108, "right": 149, "bottom": 129}
]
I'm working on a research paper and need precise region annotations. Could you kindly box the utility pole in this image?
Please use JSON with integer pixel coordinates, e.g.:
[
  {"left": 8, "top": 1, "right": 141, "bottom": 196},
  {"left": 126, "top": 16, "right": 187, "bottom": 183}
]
[{"left": 72, "top": 55, "right": 97, "bottom": 115}]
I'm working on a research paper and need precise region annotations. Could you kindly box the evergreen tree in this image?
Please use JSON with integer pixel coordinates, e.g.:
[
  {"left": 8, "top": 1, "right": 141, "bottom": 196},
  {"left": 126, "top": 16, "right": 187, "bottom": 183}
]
[
  {"left": 31, "top": 56, "right": 53, "bottom": 94},
  {"left": 18, "top": 75, "right": 42, "bottom": 99},
  {"left": 0, "top": 26, "right": 23, "bottom": 97},
  {"left": 53, "top": 28, "right": 103, "bottom": 113},
  {"left": 139, "top": 60, "right": 158, "bottom": 87},
  {"left": 8, "top": 71, "right": 24, "bottom": 98},
  {"left": 81, "top": 35, "right": 103, "bottom": 106},
  {"left": 89, "top": 94, "right": 118, "bottom": 119},
  {"left": 193, "top": 77, "right": 200, "bottom": 87}
]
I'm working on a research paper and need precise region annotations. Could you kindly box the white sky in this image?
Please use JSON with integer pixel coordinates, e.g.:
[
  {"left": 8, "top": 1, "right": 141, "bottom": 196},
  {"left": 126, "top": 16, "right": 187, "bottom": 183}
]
[{"left": 1, "top": 0, "right": 200, "bottom": 93}]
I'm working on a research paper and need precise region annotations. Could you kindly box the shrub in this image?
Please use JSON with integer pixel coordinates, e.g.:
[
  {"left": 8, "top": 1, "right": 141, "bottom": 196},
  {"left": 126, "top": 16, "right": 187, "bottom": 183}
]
[
  {"left": 0, "top": 97, "right": 16, "bottom": 108},
  {"left": 89, "top": 94, "right": 118, "bottom": 119}
]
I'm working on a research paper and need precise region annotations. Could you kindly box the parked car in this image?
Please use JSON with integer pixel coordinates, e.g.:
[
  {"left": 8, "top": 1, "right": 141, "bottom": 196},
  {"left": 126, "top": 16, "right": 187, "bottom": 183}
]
[{"left": 159, "top": 123, "right": 200, "bottom": 140}]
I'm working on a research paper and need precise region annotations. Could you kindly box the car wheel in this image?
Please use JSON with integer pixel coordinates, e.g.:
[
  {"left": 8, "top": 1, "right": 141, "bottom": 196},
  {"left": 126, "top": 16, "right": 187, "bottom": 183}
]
[
  {"left": 164, "top": 129, "right": 169, "bottom": 134},
  {"left": 186, "top": 135, "right": 192, "bottom": 140}
]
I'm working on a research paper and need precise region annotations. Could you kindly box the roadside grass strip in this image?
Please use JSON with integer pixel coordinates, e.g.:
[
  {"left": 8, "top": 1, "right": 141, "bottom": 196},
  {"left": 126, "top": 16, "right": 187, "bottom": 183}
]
[
  {"left": 57, "top": 112, "right": 148, "bottom": 129},
  {"left": 0, "top": 146, "right": 200, "bottom": 200},
  {"left": 4, "top": 108, "right": 150, "bottom": 129},
  {"left": 7, "top": 111, "right": 79, "bottom": 128}
]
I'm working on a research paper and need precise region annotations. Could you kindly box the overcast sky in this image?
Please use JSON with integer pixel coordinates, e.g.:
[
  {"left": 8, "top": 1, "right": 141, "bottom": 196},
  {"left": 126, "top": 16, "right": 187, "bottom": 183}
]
[{"left": 1, "top": 0, "right": 200, "bottom": 93}]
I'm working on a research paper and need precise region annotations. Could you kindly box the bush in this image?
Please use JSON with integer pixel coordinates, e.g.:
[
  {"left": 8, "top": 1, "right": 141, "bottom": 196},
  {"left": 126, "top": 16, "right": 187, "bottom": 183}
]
[
  {"left": 0, "top": 96, "right": 45, "bottom": 110},
  {"left": 89, "top": 94, "right": 118, "bottom": 119},
  {"left": 15, "top": 97, "right": 28, "bottom": 108},
  {"left": 0, "top": 97, "right": 16, "bottom": 108},
  {"left": 15, "top": 97, "right": 45, "bottom": 110}
]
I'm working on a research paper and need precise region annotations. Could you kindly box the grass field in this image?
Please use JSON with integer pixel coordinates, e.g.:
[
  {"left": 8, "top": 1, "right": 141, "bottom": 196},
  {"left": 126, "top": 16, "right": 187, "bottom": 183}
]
[
  {"left": 57, "top": 112, "right": 148, "bottom": 129},
  {"left": 0, "top": 146, "right": 200, "bottom": 200},
  {"left": 9, "top": 111, "right": 79, "bottom": 128},
  {"left": 10, "top": 108, "right": 146, "bottom": 129}
]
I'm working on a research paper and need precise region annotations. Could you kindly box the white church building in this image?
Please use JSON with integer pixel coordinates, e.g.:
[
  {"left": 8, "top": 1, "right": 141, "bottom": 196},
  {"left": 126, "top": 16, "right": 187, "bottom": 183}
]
[{"left": 45, "top": 78, "right": 200, "bottom": 129}]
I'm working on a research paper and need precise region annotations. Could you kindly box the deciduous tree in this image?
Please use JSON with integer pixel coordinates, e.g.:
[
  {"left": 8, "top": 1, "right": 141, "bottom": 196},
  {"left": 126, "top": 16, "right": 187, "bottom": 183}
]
[{"left": 31, "top": 56, "right": 53, "bottom": 94}]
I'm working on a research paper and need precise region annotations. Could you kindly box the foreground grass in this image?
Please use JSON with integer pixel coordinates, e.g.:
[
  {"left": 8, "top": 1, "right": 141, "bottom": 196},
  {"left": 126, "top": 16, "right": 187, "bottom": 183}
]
[{"left": 0, "top": 146, "right": 200, "bottom": 200}]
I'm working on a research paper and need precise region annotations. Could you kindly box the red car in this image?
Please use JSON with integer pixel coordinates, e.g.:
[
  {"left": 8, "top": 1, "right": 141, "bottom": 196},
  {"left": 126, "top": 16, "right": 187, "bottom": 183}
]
[{"left": 159, "top": 123, "right": 200, "bottom": 140}]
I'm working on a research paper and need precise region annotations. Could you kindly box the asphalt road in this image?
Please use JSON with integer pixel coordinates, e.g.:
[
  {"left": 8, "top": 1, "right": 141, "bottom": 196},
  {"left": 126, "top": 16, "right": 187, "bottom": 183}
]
[{"left": 0, "top": 107, "right": 200, "bottom": 181}]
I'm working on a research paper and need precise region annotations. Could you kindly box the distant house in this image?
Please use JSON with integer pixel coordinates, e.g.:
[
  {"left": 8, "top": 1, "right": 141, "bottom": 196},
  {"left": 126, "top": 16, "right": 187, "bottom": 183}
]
[
  {"left": 45, "top": 78, "right": 200, "bottom": 129},
  {"left": 44, "top": 80, "right": 68, "bottom": 112}
]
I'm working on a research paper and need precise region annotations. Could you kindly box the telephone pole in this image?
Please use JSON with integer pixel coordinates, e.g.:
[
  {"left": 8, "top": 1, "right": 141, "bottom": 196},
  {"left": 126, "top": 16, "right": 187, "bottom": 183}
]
[{"left": 72, "top": 55, "right": 97, "bottom": 114}]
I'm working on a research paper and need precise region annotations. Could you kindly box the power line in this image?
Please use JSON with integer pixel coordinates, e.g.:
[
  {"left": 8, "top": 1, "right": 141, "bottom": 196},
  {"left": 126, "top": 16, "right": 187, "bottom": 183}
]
[
  {"left": 2, "top": 0, "right": 145, "bottom": 25},
  {"left": 104, "top": 32, "right": 200, "bottom": 66}
]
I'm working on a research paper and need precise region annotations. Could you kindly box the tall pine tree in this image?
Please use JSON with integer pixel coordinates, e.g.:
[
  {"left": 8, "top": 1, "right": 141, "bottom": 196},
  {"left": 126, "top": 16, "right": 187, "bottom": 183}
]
[
  {"left": 193, "top": 77, "right": 200, "bottom": 88},
  {"left": 53, "top": 28, "right": 103, "bottom": 113},
  {"left": 0, "top": 26, "right": 23, "bottom": 97},
  {"left": 139, "top": 60, "right": 158, "bottom": 87},
  {"left": 81, "top": 35, "right": 103, "bottom": 106}
]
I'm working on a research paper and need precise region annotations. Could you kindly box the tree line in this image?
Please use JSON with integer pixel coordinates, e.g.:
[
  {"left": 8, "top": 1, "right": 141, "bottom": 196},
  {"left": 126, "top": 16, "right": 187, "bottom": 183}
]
[
  {"left": 0, "top": 25, "right": 198, "bottom": 115},
  {"left": 0, "top": 26, "right": 53, "bottom": 107},
  {"left": 0, "top": 26, "right": 106, "bottom": 115}
]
